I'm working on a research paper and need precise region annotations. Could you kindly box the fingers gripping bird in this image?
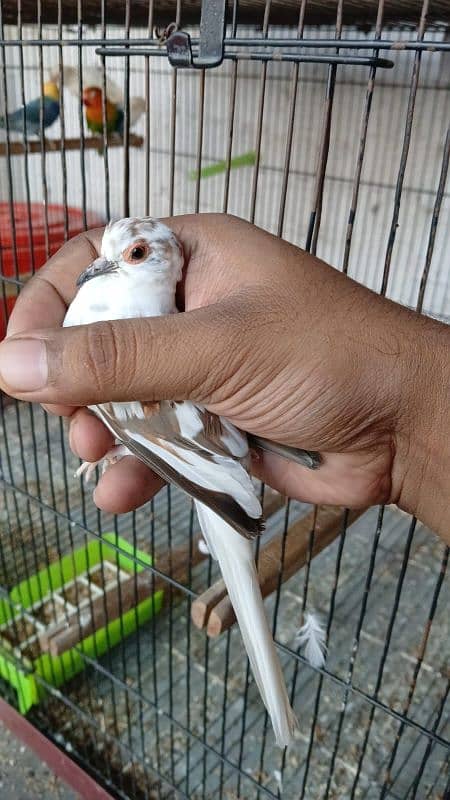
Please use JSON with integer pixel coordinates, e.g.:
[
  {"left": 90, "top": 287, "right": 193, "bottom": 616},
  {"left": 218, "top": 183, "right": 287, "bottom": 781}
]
[
  {"left": 64, "top": 217, "right": 298, "bottom": 748},
  {"left": 0, "top": 80, "right": 60, "bottom": 136}
]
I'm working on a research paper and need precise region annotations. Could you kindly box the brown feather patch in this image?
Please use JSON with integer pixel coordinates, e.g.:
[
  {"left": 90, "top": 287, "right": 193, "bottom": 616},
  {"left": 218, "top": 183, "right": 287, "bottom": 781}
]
[
  {"left": 201, "top": 409, "right": 223, "bottom": 441},
  {"left": 142, "top": 401, "right": 161, "bottom": 417},
  {"left": 95, "top": 403, "right": 264, "bottom": 539}
]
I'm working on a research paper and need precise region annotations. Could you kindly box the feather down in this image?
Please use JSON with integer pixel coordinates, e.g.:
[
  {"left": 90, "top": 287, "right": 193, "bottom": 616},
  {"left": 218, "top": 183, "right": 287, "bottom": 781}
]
[{"left": 295, "top": 612, "right": 327, "bottom": 669}]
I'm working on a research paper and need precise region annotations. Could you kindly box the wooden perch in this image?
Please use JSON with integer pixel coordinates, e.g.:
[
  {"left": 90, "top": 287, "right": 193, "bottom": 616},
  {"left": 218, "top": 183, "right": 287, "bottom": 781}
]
[
  {"left": 0, "top": 134, "right": 143, "bottom": 157},
  {"left": 192, "top": 505, "right": 365, "bottom": 637},
  {"left": 38, "top": 490, "right": 285, "bottom": 656}
]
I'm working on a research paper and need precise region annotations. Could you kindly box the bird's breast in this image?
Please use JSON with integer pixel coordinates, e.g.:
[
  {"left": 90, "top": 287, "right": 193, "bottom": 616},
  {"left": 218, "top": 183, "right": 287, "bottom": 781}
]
[{"left": 64, "top": 276, "right": 176, "bottom": 327}]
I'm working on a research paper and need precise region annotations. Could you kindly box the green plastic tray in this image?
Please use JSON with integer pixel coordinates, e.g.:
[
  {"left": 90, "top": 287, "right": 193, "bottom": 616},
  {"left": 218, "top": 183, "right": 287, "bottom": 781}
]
[{"left": 0, "top": 533, "right": 163, "bottom": 714}]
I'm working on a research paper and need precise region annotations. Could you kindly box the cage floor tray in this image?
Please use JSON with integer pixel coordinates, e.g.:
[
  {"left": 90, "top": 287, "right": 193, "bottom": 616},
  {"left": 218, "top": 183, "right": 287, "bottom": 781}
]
[{"left": 0, "top": 533, "right": 163, "bottom": 714}]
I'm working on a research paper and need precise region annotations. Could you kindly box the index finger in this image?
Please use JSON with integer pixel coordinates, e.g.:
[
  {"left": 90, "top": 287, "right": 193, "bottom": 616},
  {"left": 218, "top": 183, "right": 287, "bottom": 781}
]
[{"left": 6, "top": 227, "right": 104, "bottom": 337}]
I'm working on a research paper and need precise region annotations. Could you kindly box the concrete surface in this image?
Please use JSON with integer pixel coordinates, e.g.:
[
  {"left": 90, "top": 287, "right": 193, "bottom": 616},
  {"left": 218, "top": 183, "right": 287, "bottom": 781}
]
[{"left": 0, "top": 721, "right": 78, "bottom": 800}]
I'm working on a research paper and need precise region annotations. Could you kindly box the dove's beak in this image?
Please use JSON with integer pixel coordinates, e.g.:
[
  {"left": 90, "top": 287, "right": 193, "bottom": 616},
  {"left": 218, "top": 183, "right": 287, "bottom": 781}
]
[{"left": 76, "top": 257, "right": 118, "bottom": 287}]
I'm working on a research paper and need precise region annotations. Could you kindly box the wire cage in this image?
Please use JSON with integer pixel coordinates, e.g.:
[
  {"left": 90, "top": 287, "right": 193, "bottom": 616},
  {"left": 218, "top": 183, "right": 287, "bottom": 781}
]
[{"left": 0, "top": 1, "right": 449, "bottom": 798}]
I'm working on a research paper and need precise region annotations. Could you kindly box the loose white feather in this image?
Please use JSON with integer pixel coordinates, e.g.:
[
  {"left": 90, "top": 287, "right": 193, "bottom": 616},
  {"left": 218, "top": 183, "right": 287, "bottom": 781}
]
[
  {"left": 195, "top": 501, "right": 297, "bottom": 748},
  {"left": 295, "top": 612, "right": 327, "bottom": 669},
  {"left": 273, "top": 769, "right": 283, "bottom": 794}
]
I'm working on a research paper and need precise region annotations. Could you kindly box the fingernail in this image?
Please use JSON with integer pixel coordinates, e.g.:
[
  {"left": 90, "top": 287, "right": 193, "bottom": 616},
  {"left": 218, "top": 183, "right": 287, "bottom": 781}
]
[
  {"left": 0, "top": 338, "right": 48, "bottom": 391},
  {"left": 68, "top": 418, "right": 79, "bottom": 456}
]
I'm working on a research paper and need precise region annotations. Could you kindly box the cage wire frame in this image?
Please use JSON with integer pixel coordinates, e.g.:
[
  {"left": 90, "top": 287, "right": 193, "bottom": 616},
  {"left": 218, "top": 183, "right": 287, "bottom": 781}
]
[{"left": 0, "top": 0, "right": 449, "bottom": 798}]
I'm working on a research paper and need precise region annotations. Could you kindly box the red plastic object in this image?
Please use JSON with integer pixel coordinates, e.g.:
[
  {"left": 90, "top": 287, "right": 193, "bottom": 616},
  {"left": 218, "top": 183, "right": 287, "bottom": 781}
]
[{"left": 0, "top": 203, "right": 105, "bottom": 338}]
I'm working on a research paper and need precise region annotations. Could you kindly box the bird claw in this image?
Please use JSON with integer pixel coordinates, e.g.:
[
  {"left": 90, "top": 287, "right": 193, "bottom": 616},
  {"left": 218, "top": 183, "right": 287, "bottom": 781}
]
[
  {"left": 74, "top": 461, "right": 98, "bottom": 482},
  {"left": 74, "top": 445, "right": 130, "bottom": 483}
]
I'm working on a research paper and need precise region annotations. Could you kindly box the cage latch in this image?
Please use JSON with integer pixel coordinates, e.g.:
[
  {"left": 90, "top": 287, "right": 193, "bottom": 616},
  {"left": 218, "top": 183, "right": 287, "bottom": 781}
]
[{"left": 166, "top": 0, "right": 227, "bottom": 69}]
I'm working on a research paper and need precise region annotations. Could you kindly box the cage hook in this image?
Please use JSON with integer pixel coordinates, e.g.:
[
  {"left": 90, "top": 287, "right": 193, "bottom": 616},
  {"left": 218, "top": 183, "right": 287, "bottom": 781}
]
[
  {"left": 166, "top": 0, "right": 227, "bottom": 69},
  {"left": 154, "top": 22, "right": 179, "bottom": 46}
]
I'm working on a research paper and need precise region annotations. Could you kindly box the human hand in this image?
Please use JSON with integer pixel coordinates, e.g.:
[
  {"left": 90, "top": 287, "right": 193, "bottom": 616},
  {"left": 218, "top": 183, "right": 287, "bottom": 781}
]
[{"left": 0, "top": 214, "right": 448, "bottom": 539}]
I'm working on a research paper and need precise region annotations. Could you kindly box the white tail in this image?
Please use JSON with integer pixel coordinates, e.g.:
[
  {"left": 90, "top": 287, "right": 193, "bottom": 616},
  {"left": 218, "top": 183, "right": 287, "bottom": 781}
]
[{"left": 195, "top": 501, "right": 297, "bottom": 748}]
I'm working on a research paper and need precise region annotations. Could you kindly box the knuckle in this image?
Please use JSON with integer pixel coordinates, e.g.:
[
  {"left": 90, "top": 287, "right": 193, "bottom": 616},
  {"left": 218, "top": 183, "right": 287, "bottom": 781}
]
[
  {"left": 82, "top": 321, "right": 123, "bottom": 395},
  {"left": 72, "top": 229, "right": 101, "bottom": 257},
  {"left": 219, "top": 212, "right": 248, "bottom": 230},
  {"left": 192, "top": 309, "right": 243, "bottom": 403}
]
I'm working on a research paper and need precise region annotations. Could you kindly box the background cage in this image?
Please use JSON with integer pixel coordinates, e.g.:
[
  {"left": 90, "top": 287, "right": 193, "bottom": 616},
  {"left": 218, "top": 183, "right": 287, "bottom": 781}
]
[{"left": 0, "top": 1, "right": 449, "bottom": 798}]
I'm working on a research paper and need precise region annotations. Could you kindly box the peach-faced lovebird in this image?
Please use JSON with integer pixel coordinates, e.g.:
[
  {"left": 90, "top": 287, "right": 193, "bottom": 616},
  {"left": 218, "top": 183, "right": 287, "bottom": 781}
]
[
  {"left": 64, "top": 217, "right": 301, "bottom": 748},
  {"left": 82, "top": 87, "right": 145, "bottom": 136},
  {"left": 0, "top": 81, "right": 60, "bottom": 136},
  {"left": 82, "top": 87, "right": 122, "bottom": 134},
  {"left": 57, "top": 66, "right": 145, "bottom": 137}
]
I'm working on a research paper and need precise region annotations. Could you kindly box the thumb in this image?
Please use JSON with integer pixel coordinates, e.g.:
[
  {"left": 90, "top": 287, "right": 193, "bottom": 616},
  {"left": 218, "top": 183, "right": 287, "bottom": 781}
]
[{"left": 0, "top": 301, "right": 243, "bottom": 407}]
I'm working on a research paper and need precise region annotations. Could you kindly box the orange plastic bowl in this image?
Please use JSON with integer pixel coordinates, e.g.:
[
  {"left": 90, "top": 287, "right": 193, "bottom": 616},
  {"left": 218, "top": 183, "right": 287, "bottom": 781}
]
[{"left": 0, "top": 203, "right": 105, "bottom": 339}]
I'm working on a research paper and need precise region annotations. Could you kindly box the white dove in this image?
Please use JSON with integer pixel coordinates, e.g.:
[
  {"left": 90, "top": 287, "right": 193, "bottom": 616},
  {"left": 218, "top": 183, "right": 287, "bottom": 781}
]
[{"left": 63, "top": 217, "right": 298, "bottom": 747}]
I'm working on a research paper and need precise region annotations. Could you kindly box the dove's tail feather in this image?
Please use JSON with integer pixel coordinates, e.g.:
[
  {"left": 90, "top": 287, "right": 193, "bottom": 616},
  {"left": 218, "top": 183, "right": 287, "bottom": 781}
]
[{"left": 195, "top": 501, "right": 297, "bottom": 748}]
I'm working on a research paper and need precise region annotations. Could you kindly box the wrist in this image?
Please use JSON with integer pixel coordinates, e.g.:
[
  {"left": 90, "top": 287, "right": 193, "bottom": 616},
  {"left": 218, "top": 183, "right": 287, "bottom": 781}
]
[{"left": 392, "top": 312, "right": 450, "bottom": 542}]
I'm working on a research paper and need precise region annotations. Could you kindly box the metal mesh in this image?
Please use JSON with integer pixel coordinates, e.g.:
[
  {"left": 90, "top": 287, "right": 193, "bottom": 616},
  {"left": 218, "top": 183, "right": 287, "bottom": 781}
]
[{"left": 0, "top": 2, "right": 449, "bottom": 798}]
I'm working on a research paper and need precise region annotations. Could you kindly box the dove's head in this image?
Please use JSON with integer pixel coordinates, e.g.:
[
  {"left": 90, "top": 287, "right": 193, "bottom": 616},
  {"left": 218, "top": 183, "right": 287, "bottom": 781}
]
[{"left": 77, "top": 217, "right": 184, "bottom": 290}]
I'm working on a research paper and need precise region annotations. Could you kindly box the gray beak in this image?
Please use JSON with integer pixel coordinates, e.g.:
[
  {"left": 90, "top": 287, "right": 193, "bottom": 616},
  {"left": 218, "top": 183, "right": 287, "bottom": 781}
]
[{"left": 76, "top": 256, "right": 118, "bottom": 287}]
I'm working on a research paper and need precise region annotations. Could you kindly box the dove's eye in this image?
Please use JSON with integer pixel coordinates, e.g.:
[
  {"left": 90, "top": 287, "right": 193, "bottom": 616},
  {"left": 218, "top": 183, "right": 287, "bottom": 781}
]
[{"left": 122, "top": 241, "right": 150, "bottom": 265}]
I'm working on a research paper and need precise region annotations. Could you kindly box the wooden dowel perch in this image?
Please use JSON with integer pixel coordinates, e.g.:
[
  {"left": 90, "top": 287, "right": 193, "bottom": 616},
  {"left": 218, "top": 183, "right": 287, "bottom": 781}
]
[
  {"left": 0, "top": 134, "right": 143, "bottom": 157},
  {"left": 191, "top": 506, "right": 365, "bottom": 637},
  {"left": 38, "top": 491, "right": 286, "bottom": 657}
]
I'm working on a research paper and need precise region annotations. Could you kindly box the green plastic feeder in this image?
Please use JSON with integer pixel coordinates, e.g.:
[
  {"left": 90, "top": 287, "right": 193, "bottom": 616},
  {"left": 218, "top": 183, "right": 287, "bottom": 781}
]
[{"left": 0, "top": 533, "right": 163, "bottom": 714}]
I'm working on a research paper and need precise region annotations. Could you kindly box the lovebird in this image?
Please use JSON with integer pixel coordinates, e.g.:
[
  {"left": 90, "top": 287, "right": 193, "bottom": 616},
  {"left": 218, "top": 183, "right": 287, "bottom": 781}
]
[
  {"left": 82, "top": 86, "right": 145, "bottom": 136},
  {"left": 55, "top": 65, "right": 146, "bottom": 138},
  {"left": 0, "top": 80, "right": 60, "bottom": 136},
  {"left": 63, "top": 217, "right": 298, "bottom": 747}
]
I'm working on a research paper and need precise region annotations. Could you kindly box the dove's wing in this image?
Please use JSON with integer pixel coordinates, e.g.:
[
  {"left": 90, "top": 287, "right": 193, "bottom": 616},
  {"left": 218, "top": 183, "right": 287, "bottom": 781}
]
[{"left": 94, "top": 400, "right": 264, "bottom": 539}]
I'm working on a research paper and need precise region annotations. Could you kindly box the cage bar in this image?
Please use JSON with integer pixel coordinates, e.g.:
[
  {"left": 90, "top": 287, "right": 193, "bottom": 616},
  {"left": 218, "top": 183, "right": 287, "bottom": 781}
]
[{"left": 0, "top": 1, "right": 448, "bottom": 798}]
